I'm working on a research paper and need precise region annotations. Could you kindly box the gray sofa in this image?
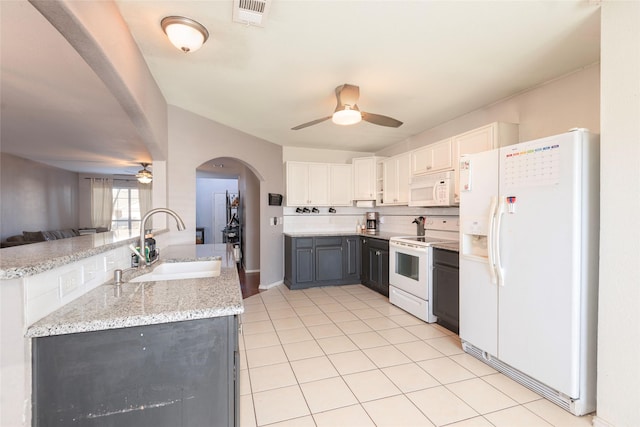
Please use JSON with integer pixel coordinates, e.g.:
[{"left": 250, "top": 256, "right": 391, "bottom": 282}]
[{"left": 1, "top": 229, "right": 80, "bottom": 248}]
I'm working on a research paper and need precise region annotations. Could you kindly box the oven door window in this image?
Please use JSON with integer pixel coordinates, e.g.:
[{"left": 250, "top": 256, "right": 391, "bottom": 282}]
[{"left": 395, "top": 252, "right": 420, "bottom": 281}]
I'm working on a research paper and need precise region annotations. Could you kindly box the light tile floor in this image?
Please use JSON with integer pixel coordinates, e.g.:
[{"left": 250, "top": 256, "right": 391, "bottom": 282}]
[{"left": 239, "top": 284, "right": 594, "bottom": 427}]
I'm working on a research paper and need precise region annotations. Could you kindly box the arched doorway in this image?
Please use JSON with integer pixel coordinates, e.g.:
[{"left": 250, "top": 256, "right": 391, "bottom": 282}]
[{"left": 196, "top": 157, "right": 261, "bottom": 278}]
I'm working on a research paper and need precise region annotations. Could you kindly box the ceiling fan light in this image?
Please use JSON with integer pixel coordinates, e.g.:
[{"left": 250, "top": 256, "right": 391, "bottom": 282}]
[
  {"left": 161, "top": 16, "right": 209, "bottom": 53},
  {"left": 136, "top": 163, "right": 153, "bottom": 184},
  {"left": 332, "top": 107, "right": 362, "bottom": 126}
]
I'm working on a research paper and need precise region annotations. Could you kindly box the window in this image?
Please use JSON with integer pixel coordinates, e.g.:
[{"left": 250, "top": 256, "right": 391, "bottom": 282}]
[{"left": 112, "top": 186, "right": 141, "bottom": 231}]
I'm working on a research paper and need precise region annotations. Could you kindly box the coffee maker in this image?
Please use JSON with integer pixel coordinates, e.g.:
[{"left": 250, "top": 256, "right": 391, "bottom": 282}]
[{"left": 365, "top": 212, "right": 379, "bottom": 234}]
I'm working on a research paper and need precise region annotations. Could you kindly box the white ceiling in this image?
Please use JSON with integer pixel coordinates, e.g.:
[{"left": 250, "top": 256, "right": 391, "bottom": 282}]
[
  {"left": 0, "top": 0, "right": 600, "bottom": 175},
  {"left": 0, "top": 1, "right": 151, "bottom": 175}
]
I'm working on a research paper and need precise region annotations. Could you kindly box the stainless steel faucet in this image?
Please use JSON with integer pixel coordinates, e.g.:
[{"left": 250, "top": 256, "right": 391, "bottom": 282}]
[{"left": 138, "top": 208, "right": 186, "bottom": 267}]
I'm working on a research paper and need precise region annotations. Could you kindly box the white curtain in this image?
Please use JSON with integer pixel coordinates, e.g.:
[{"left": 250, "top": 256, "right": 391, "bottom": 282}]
[
  {"left": 138, "top": 181, "right": 153, "bottom": 229},
  {"left": 90, "top": 178, "right": 113, "bottom": 230}
]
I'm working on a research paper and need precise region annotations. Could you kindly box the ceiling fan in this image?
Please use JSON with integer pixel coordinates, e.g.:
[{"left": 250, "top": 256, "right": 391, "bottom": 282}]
[{"left": 291, "top": 84, "right": 403, "bottom": 130}]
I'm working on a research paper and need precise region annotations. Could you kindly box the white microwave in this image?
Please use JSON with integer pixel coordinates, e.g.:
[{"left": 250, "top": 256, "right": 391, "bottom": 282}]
[{"left": 408, "top": 170, "right": 455, "bottom": 207}]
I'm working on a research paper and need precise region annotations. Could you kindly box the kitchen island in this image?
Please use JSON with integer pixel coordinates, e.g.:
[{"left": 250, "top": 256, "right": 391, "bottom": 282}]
[
  {"left": 25, "top": 243, "right": 243, "bottom": 427},
  {"left": 0, "top": 228, "right": 142, "bottom": 280},
  {"left": 26, "top": 243, "right": 243, "bottom": 337}
]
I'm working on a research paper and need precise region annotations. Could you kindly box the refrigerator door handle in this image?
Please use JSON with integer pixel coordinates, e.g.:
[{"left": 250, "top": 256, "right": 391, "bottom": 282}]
[
  {"left": 494, "top": 197, "right": 506, "bottom": 286},
  {"left": 487, "top": 196, "right": 499, "bottom": 285}
]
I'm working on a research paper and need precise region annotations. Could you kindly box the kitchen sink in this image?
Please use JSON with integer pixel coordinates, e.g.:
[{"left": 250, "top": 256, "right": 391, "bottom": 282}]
[{"left": 129, "top": 258, "right": 222, "bottom": 282}]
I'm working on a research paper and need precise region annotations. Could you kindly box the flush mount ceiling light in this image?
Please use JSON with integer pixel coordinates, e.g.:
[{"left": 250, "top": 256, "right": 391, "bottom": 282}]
[
  {"left": 136, "top": 163, "right": 153, "bottom": 184},
  {"left": 332, "top": 105, "right": 362, "bottom": 126},
  {"left": 161, "top": 16, "right": 209, "bottom": 53}
]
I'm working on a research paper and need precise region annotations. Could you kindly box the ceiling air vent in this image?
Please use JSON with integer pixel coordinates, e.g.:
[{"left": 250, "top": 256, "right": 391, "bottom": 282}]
[{"left": 233, "top": 0, "right": 271, "bottom": 27}]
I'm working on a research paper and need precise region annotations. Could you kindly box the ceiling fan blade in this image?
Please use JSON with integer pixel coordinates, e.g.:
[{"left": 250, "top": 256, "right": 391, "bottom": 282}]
[
  {"left": 336, "top": 84, "right": 360, "bottom": 108},
  {"left": 361, "top": 112, "right": 403, "bottom": 128},
  {"left": 291, "top": 116, "right": 332, "bottom": 130}
]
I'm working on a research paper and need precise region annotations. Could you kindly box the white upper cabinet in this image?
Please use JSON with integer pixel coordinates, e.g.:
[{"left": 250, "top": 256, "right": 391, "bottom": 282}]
[
  {"left": 308, "top": 163, "right": 329, "bottom": 205},
  {"left": 452, "top": 122, "right": 518, "bottom": 202},
  {"left": 411, "top": 138, "right": 453, "bottom": 176},
  {"left": 286, "top": 161, "right": 354, "bottom": 207},
  {"left": 381, "top": 153, "right": 411, "bottom": 205},
  {"left": 329, "top": 164, "right": 353, "bottom": 206},
  {"left": 286, "top": 162, "right": 329, "bottom": 206},
  {"left": 352, "top": 157, "right": 384, "bottom": 200},
  {"left": 286, "top": 162, "right": 310, "bottom": 206}
]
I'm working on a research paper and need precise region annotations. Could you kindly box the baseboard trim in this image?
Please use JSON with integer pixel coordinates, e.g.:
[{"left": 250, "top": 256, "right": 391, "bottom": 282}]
[
  {"left": 259, "top": 280, "right": 283, "bottom": 290},
  {"left": 592, "top": 416, "right": 615, "bottom": 427}
]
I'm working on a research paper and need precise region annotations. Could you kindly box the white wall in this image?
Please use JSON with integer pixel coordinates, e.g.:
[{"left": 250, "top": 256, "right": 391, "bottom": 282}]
[
  {"left": 283, "top": 147, "right": 374, "bottom": 163},
  {"left": 168, "top": 105, "right": 283, "bottom": 287},
  {"left": 595, "top": 1, "right": 640, "bottom": 426},
  {"left": 378, "top": 64, "right": 600, "bottom": 157},
  {"left": 30, "top": 0, "right": 168, "bottom": 161},
  {"left": 0, "top": 153, "right": 79, "bottom": 240}
]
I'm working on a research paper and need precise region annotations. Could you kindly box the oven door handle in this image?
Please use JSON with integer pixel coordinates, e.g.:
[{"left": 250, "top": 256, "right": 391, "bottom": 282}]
[{"left": 390, "top": 241, "right": 428, "bottom": 253}]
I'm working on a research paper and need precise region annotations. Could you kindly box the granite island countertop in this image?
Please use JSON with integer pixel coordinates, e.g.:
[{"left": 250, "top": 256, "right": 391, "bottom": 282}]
[
  {"left": 26, "top": 244, "right": 244, "bottom": 338},
  {"left": 0, "top": 229, "right": 150, "bottom": 280}
]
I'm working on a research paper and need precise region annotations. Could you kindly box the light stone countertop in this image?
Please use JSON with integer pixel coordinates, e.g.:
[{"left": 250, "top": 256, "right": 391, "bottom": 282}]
[
  {"left": 284, "top": 231, "right": 399, "bottom": 241},
  {"left": 0, "top": 230, "right": 146, "bottom": 280},
  {"left": 26, "top": 244, "right": 244, "bottom": 338}
]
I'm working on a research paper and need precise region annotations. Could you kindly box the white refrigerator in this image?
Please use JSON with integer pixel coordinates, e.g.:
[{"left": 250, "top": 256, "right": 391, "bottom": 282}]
[{"left": 459, "top": 129, "right": 599, "bottom": 416}]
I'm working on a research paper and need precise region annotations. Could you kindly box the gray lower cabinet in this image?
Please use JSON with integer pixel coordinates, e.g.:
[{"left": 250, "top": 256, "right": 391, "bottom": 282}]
[
  {"left": 284, "top": 235, "right": 360, "bottom": 289},
  {"left": 342, "top": 236, "right": 360, "bottom": 283},
  {"left": 292, "top": 237, "right": 314, "bottom": 284},
  {"left": 32, "top": 316, "right": 239, "bottom": 427},
  {"left": 315, "top": 237, "right": 343, "bottom": 282},
  {"left": 360, "top": 237, "right": 390, "bottom": 297},
  {"left": 432, "top": 248, "right": 459, "bottom": 334}
]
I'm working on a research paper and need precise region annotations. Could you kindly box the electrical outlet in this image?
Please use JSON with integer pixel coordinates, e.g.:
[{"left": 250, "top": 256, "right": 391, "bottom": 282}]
[
  {"left": 83, "top": 259, "right": 98, "bottom": 282},
  {"left": 104, "top": 253, "right": 116, "bottom": 271},
  {"left": 59, "top": 270, "right": 81, "bottom": 298}
]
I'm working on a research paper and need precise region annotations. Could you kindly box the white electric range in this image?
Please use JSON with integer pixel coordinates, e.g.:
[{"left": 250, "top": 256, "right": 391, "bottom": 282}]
[{"left": 389, "top": 217, "right": 459, "bottom": 323}]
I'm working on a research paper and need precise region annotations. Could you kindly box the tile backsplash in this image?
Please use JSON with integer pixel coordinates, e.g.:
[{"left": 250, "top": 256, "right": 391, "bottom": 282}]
[{"left": 283, "top": 206, "right": 459, "bottom": 235}]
